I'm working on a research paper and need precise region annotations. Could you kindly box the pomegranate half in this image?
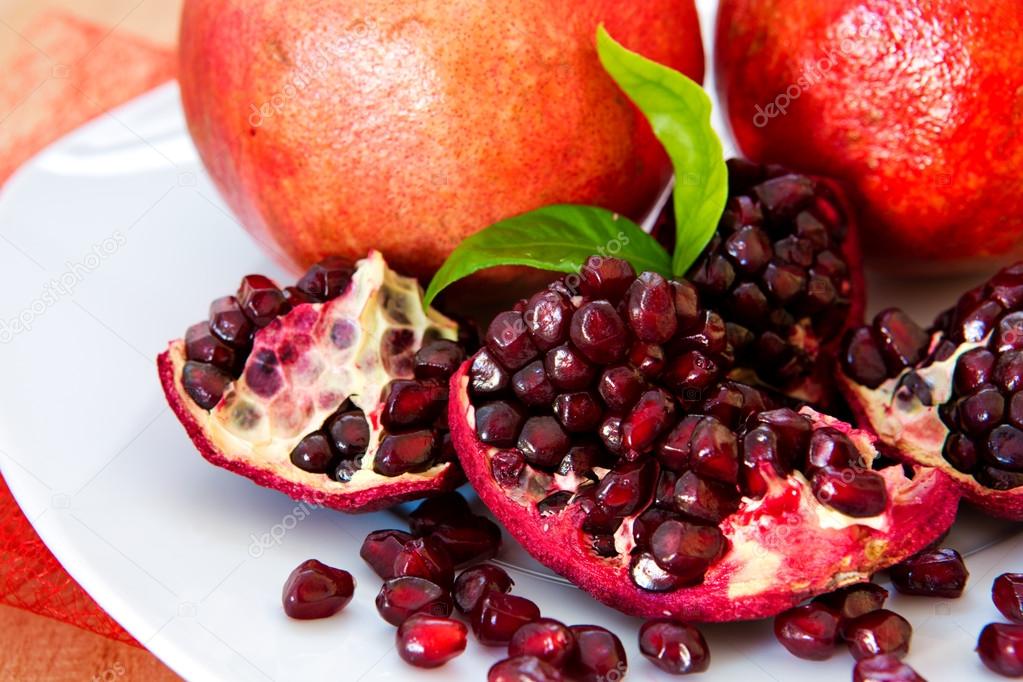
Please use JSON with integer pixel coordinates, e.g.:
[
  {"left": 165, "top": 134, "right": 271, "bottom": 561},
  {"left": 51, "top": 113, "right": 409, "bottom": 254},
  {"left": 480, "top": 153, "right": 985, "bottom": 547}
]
[{"left": 159, "top": 251, "right": 465, "bottom": 512}]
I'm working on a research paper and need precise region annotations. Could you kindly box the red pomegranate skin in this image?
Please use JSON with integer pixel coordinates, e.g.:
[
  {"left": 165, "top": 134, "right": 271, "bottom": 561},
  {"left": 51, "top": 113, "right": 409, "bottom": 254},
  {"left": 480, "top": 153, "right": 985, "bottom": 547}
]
[
  {"left": 715, "top": 0, "right": 1023, "bottom": 272},
  {"left": 178, "top": 0, "right": 704, "bottom": 279}
]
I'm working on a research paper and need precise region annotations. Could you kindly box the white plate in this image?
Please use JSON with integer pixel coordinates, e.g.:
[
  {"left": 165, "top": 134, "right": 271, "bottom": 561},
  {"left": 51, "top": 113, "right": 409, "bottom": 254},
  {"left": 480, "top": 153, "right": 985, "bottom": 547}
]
[{"left": 0, "top": 4, "right": 1019, "bottom": 681}]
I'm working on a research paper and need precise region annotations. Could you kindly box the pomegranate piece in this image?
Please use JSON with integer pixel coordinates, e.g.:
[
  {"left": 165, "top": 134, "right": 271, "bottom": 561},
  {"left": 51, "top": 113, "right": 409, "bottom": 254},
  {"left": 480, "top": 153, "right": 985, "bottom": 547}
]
[
  {"left": 773, "top": 602, "right": 841, "bottom": 660},
  {"left": 570, "top": 301, "right": 630, "bottom": 365},
  {"left": 853, "top": 655, "right": 927, "bottom": 682},
  {"left": 475, "top": 592, "right": 541, "bottom": 646},
  {"left": 487, "top": 311, "right": 538, "bottom": 371},
  {"left": 890, "top": 548, "right": 969, "bottom": 598},
  {"left": 392, "top": 537, "right": 455, "bottom": 588},
  {"left": 811, "top": 466, "right": 888, "bottom": 517},
  {"left": 489, "top": 656, "right": 565, "bottom": 682},
  {"left": 569, "top": 625, "right": 627, "bottom": 682},
  {"left": 375, "top": 577, "right": 452, "bottom": 626},
  {"left": 360, "top": 530, "right": 413, "bottom": 579},
  {"left": 995, "top": 573, "right": 1023, "bottom": 623},
  {"left": 408, "top": 492, "right": 471, "bottom": 535},
  {"left": 508, "top": 618, "right": 577, "bottom": 668},
  {"left": 395, "top": 613, "right": 467, "bottom": 669},
  {"left": 845, "top": 609, "right": 912, "bottom": 660},
  {"left": 453, "top": 564, "right": 514, "bottom": 616},
  {"left": 282, "top": 559, "right": 355, "bottom": 620},
  {"left": 814, "top": 583, "right": 889, "bottom": 621},
  {"left": 979, "top": 623, "right": 1023, "bottom": 677},
  {"left": 579, "top": 256, "right": 636, "bottom": 302},
  {"left": 638, "top": 619, "right": 710, "bottom": 674}
]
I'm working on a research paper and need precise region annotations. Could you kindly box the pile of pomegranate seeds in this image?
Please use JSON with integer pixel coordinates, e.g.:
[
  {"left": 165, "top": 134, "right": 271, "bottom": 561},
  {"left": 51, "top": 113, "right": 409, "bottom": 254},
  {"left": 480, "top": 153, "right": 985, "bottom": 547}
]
[{"left": 281, "top": 559, "right": 355, "bottom": 620}]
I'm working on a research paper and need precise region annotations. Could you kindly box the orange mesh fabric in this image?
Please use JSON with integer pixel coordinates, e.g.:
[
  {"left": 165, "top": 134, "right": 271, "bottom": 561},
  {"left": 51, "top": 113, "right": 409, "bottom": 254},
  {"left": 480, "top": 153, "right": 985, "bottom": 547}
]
[{"left": 0, "top": 12, "right": 175, "bottom": 644}]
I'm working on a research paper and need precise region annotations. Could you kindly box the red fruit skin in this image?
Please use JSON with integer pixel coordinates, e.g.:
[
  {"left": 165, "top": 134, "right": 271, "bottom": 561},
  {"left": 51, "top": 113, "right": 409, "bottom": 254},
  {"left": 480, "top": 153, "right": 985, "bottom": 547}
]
[
  {"left": 716, "top": 0, "right": 1023, "bottom": 271},
  {"left": 177, "top": 0, "right": 704, "bottom": 280},
  {"left": 450, "top": 362, "right": 961, "bottom": 622},
  {"left": 158, "top": 345, "right": 464, "bottom": 513}
]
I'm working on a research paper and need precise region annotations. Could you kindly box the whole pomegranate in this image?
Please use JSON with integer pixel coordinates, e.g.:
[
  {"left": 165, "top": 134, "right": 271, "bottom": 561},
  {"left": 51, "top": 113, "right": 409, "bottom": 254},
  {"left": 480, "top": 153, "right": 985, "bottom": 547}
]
[
  {"left": 715, "top": 0, "right": 1023, "bottom": 272},
  {"left": 178, "top": 0, "right": 704, "bottom": 279}
]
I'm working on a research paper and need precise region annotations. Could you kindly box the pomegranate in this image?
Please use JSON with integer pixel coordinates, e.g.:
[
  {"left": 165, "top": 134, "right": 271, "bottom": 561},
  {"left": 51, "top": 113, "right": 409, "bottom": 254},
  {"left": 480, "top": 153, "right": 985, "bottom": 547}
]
[
  {"left": 978, "top": 623, "right": 1023, "bottom": 677},
  {"left": 449, "top": 260, "right": 958, "bottom": 621},
  {"left": 159, "top": 252, "right": 466, "bottom": 512},
  {"left": 994, "top": 574, "right": 1023, "bottom": 623},
  {"left": 854, "top": 655, "right": 927, "bottom": 682},
  {"left": 652, "top": 160, "right": 866, "bottom": 405},
  {"left": 889, "top": 548, "right": 969, "bottom": 599},
  {"left": 839, "top": 263, "right": 1023, "bottom": 519},
  {"left": 638, "top": 620, "right": 710, "bottom": 674},
  {"left": 281, "top": 559, "right": 355, "bottom": 620},
  {"left": 395, "top": 613, "right": 467, "bottom": 669}
]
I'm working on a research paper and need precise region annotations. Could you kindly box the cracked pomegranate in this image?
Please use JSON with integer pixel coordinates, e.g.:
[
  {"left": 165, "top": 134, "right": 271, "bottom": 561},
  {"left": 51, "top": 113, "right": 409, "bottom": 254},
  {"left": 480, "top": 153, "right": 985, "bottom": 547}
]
[
  {"left": 449, "top": 257, "right": 957, "bottom": 621},
  {"left": 159, "top": 252, "right": 467, "bottom": 512},
  {"left": 839, "top": 263, "right": 1023, "bottom": 519},
  {"left": 281, "top": 559, "right": 355, "bottom": 620}
]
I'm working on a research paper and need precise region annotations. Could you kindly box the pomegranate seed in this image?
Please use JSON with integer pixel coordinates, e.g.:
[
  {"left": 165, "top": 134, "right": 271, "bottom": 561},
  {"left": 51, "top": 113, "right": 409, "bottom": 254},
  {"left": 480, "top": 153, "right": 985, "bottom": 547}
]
[
  {"left": 806, "top": 427, "right": 860, "bottom": 472},
  {"left": 408, "top": 492, "right": 471, "bottom": 535},
  {"left": 741, "top": 425, "right": 787, "bottom": 497},
  {"left": 978, "top": 623, "right": 1023, "bottom": 677},
  {"left": 959, "top": 386, "right": 1005, "bottom": 436},
  {"left": 181, "top": 361, "right": 232, "bottom": 410},
  {"left": 486, "top": 311, "right": 539, "bottom": 371},
  {"left": 957, "top": 298, "right": 1002, "bottom": 343},
  {"left": 725, "top": 225, "right": 772, "bottom": 275},
  {"left": 873, "top": 308, "right": 929, "bottom": 373},
  {"left": 812, "top": 466, "right": 889, "bottom": 517},
  {"left": 475, "top": 401, "right": 526, "bottom": 448},
  {"left": 622, "top": 388, "right": 676, "bottom": 455},
  {"left": 237, "top": 274, "right": 287, "bottom": 327},
  {"left": 629, "top": 341, "right": 666, "bottom": 378},
  {"left": 545, "top": 344, "right": 596, "bottom": 391},
  {"left": 488, "top": 656, "right": 565, "bottom": 682},
  {"left": 986, "top": 425, "right": 1023, "bottom": 470},
  {"left": 360, "top": 529, "right": 413, "bottom": 579},
  {"left": 890, "top": 548, "right": 968, "bottom": 598},
  {"left": 677, "top": 310, "right": 729, "bottom": 355},
  {"left": 185, "top": 323, "right": 237, "bottom": 372},
  {"left": 955, "top": 348, "right": 997, "bottom": 395},
  {"left": 626, "top": 272, "right": 678, "bottom": 343},
  {"left": 1011, "top": 393, "right": 1023, "bottom": 429},
  {"left": 638, "top": 619, "right": 710, "bottom": 674},
  {"left": 557, "top": 444, "right": 606, "bottom": 477},
  {"left": 376, "top": 577, "right": 452, "bottom": 626},
  {"left": 523, "top": 289, "right": 572, "bottom": 351},
  {"left": 763, "top": 262, "right": 807, "bottom": 303},
  {"left": 569, "top": 625, "right": 627, "bottom": 682},
  {"left": 994, "top": 574, "right": 1023, "bottom": 622},
  {"left": 773, "top": 602, "right": 841, "bottom": 660},
  {"left": 671, "top": 279, "right": 700, "bottom": 328},
  {"left": 243, "top": 349, "right": 283, "bottom": 398},
  {"left": 295, "top": 257, "right": 353, "bottom": 300},
  {"left": 282, "top": 286, "right": 315, "bottom": 306},
  {"left": 381, "top": 380, "right": 447, "bottom": 430},
  {"left": 664, "top": 350, "right": 721, "bottom": 396},
  {"left": 845, "top": 609, "right": 912, "bottom": 660},
  {"left": 995, "top": 352, "right": 1023, "bottom": 394},
  {"left": 843, "top": 327, "right": 889, "bottom": 388},
  {"left": 598, "top": 365, "right": 646, "bottom": 412},
  {"left": 553, "top": 392, "right": 603, "bottom": 433},
  {"left": 492, "top": 450, "right": 526, "bottom": 487},
  {"left": 430, "top": 520, "right": 501, "bottom": 566},
  {"left": 289, "top": 433, "right": 336, "bottom": 474},
  {"left": 471, "top": 349, "right": 511, "bottom": 396},
  {"left": 594, "top": 459, "right": 657, "bottom": 519},
  {"left": 508, "top": 618, "right": 577, "bottom": 668},
  {"left": 854, "top": 655, "right": 926, "bottom": 682},
  {"left": 453, "top": 564, "right": 514, "bottom": 616},
  {"left": 814, "top": 583, "right": 889, "bottom": 621},
  {"left": 373, "top": 430, "right": 437, "bottom": 476},
  {"left": 658, "top": 415, "right": 702, "bottom": 472},
  {"left": 475, "top": 592, "right": 541, "bottom": 646},
  {"left": 753, "top": 409, "right": 811, "bottom": 466},
  {"left": 775, "top": 234, "right": 814, "bottom": 268},
  {"left": 650, "top": 519, "right": 725, "bottom": 583},
  {"left": 977, "top": 466, "right": 1023, "bottom": 490},
  {"left": 998, "top": 312, "right": 1023, "bottom": 352},
  {"left": 727, "top": 282, "right": 769, "bottom": 326},
  {"left": 578, "top": 256, "right": 636, "bottom": 302},
  {"left": 570, "top": 301, "right": 630, "bottom": 364},
  {"left": 282, "top": 559, "right": 355, "bottom": 620},
  {"left": 209, "top": 295, "right": 254, "bottom": 348},
  {"left": 414, "top": 339, "right": 464, "bottom": 380},
  {"left": 392, "top": 537, "right": 454, "bottom": 587},
  {"left": 754, "top": 174, "right": 815, "bottom": 219},
  {"left": 673, "top": 471, "right": 740, "bottom": 523},
  {"left": 517, "top": 416, "right": 571, "bottom": 469},
  {"left": 689, "top": 416, "right": 740, "bottom": 484},
  {"left": 943, "top": 433, "right": 978, "bottom": 473},
  {"left": 690, "top": 254, "right": 735, "bottom": 296},
  {"left": 325, "top": 410, "right": 370, "bottom": 458},
  {"left": 396, "top": 613, "right": 467, "bottom": 668},
  {"left": 511, "top": 361, "right": 557, "bottom": 407}
]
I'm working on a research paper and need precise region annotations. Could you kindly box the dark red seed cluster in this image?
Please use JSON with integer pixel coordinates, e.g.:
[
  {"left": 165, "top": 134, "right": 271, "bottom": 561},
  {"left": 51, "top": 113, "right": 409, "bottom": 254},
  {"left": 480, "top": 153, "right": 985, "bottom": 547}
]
[
  {"left": 182, "top": 257, "right": 353, "bottom": 409},
  {"left": 844, "top": 263, "right": 1023, "bottom": 491},
  {"left": 655, "top": 159, "right": 854, "bottom": 391}
]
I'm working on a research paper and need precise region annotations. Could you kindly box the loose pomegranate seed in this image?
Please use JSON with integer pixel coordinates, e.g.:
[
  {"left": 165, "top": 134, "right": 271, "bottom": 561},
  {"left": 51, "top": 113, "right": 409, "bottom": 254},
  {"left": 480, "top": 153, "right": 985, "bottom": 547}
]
[
  {"left": 843, "top": 327, "right": 889, "bottom": 388},
  {"left": 578, "top": 256, "right": 636, "bottom": 302},
  {"left": 453, "top": 564, "right": 514, "bottom": 616},
  {"left": 376, "top": 577, "right": 452, "bottom": 626},
  {"left": 181, "top": 361, "right": 232, "bottom": 410},
  {"left": 487, "top": 311, "right": 539, "bottom": 371},
  {"left": 289, "top": 432, "right": 337, "bottom": 474},
  {"left": 598, "top": 365, "right": 646, "bottom": 412},
  {"left": 622, "top": 388, "right": 676, "bottom": 455},
  {"left": 475, "top": 401, "right": 526, "bottom": 448},
  {"left": 806, "top": 427, "right": 860, "bottom": 472},
  {"left": 360, "top": 529, "right": 413, "bottom": 579},
  {"left": 638, "top": 619, "right": 710, "bottom": 674},
  {"left": 517, "top": 416, "right": 571, "bottom": 469},
  {"left": 673, "top": 471, "right": 741, "bottom": 523},
  {"left": 978, "top": 623, "right": 1023, "bottom": 677},
  {"left": 890, "top": 548, "right": 969, "bottom": 598},
  {"left": 471, "top": 349, "right": 511, "bottom": 396},
  {"left": 374, "top": 430, "right": 437, "bottom": 476},
  {"left": 512, "top": 361, "right": 557, "bottom": 407},
  {"left": 812, "top": 466, "right": 889, "bottom": 517},
  {"left": 986, "top": 425, "right": 1023, "bottom": 470},
  {"left": 845, "top": 609, "right": 912, "bottom": 660},
  {"left": 381, "top": 380, "right": 447, "bottom": 429},
  {"left": 569, "top": 625, "right": 627, "bottom": 682},
  {"left": 570, "top": 301, "right": 630, "bottom": 365},
  {"left": 430, "top": 520, "right": 501, "bottom": 566},
  {"left": 282, "top": 559, "right": 355, "bottom": 620},
  {"left": 508, "top": 618, "right": 577, "bottom": 668},
  {"left": 413, "top": 339, "right": 464, "bottom": 380},
  {"left": 488, "top": 656, "right": 565, "bottom": 682},
  {"left": 594, "top": 459, "right": 656, "bottom": 519},
  {"left": 185, "top": 322, "right": 238, "bottom": 372},
  {"left": 553, "top": 392, "right": 603, "bottom": 433},
  {"left": 209, "top": 295, "right": 254, "bottom": 348},
  {"left": 523, "top": 289, "right": 573, "bottom": 351},
  {"left": 993, "top": 574, "right": 1023, "bottom": 622},
  {"left": 689, "top": 416, "right": 740, "bottom": 484},
  {"left": 295, "top": 257, "right": 353, "bottom": 300},
  {"left": 853, "top": 655, "right": 926, "bottom": 682},
  {"left": 408, "top": 492, "right": 471, "bottom": 535},
  {"left": 237, "top": 274, "right": 287, "bottom": 327},
  {"left": 650, "top": 519, "right": 725, "bottom": 583},
  {"left": 545, "top": 344, "right": 596, "bottom": 391},
  {"left": 626, "top": 272, "right": 678, "bottom": 344},
  {"left": 873, "top": 308, "right": 929, "bottom": 373},
  {"left": 814, "top": 583, "right": 889, "bottom": 621},
  {"left": 773, "top": 602, "right": 841, "bottom": 660},
  {"left": 325, "top": 410, "right": 370, "bottom": 458},
  {"left": 391, "top": 537, "right": 454, "bottom": 588},
  {"left": 396, "top": 613, "right": 467, "bottom": 668},
  {"left": 475, "top": 592, "right": 541, "bottom": 646}
]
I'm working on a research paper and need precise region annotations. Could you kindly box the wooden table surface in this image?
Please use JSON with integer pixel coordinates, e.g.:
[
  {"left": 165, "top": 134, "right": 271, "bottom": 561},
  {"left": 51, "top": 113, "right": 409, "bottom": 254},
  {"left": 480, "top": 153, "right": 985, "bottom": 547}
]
[{"left": 1, "top": 1, "right": 183, "bottom": 680}]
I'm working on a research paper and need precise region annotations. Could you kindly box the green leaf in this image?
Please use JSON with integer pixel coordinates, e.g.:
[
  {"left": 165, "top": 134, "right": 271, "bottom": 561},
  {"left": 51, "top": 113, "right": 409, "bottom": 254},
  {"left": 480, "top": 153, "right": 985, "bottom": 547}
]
[
  {"left": 423, "top": 204, "right": 671, "bottom": 306},
  {"left": 596, "top": 25, "right": 727, "bottom": 278}
]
